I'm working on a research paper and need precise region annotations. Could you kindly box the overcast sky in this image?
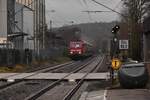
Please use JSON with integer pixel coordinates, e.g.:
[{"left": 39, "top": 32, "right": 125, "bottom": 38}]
[{"left": 46, "top": 0, "right": 123, "bottom": 27}]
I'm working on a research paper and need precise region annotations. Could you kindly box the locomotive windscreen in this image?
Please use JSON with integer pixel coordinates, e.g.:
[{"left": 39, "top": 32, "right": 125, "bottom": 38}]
[{"left": 70, "top": 42, "right": 83, "bottom": 48}]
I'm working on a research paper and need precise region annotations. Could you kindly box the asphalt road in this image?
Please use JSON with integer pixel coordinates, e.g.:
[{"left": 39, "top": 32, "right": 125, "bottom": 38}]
[
  {"left": 80, "top": 88, "right": 150, "bottom": 100},
  {"left": 107, "top": 89, "right": 150, "bottom": 100}
]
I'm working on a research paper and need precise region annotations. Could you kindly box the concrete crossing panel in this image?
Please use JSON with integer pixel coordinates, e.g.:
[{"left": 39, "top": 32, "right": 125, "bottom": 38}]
[
  {"left": 0, "top": 73, "right": 110, "bottom": 80},
  {"left": 0, "top": 73, "right": 17, "bottom": 79}
]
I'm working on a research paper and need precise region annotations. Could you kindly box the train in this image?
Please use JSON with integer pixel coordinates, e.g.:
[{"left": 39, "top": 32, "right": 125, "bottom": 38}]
[
  {"left": 68, "top": 40, "right": 93, "bottom": 60},
  {"left": 118, "top": 63, "right": 149, "bottom": 88}
]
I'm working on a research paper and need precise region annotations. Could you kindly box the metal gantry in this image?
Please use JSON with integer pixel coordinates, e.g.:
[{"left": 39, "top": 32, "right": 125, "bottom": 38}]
[{"left": 15, "top": 0, "right": 46, "bottom": 55}]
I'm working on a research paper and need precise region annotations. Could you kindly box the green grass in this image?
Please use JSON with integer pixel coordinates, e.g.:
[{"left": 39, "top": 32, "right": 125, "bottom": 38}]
[
  {"left": 51, "top": 56, "right": 71, "bottom": 63},
  {"left": 0, "top": 64, "right": 26, "bottom": 73},
  {"left": 0, "top": 56, "right": 71, "bottom": 73}
]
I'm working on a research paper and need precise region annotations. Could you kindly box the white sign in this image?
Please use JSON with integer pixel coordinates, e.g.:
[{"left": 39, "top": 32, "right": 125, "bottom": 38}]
[
  {"left": 0, "top": 37, "right": 7, "bottom": 44},
  {"left": 119, "top": 40, "right": 129, "bottom": 50}
]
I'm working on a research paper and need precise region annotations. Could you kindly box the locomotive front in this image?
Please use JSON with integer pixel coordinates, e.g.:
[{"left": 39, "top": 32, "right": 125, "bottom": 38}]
[{"left": 69, "top": 41, "right": 84, "bottom": 56}]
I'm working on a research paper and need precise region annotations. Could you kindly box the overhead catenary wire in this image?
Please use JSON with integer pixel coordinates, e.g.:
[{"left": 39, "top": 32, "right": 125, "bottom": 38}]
[
  {"left": 45, "top": 1, "right": 67, "bottom": 22},
  {"left": 83, "top": 0, "right": 88, "bottom": 6},
  {"left": 91, "top": 0, "right": 127, "bottom": 18},
  {"left": 46, "top": 10, "right": 79, "bottom": 27},
  {"left": 78, "top": 0, "right": 85, "bottom": 7},
  {"left": 77, "top": 0, "right": 94, "bottom": 23},
  {"left": 113, "top": 0, "right": 123, "bottom": 10},
  {"left": 82, "top": 0, "right": 94, "bottom": 22},
  {"left": 46, "top": 1, "right": 79, "bottom": 27},
  {"left": 46, "top": 11, "right": 69, "bottom": 27}
]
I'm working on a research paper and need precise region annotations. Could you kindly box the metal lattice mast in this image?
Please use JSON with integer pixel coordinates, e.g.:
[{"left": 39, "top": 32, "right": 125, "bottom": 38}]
[
  {"left": 33, "top": 0, "right": 46, "bottom": 56},
  {"left": 15, "top": 0, "right": 46, "bottom": 53}
]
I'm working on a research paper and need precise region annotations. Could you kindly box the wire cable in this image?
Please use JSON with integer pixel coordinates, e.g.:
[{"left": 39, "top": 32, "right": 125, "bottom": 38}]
[
  {"left": 82, "top": 0, "right": 94, "bottom": 22},
  {"left": 91, "top": 0, "right": 126, "bottom": 18},
  {"left": 113, "top": 0, "right": 123, "bottom": 10}
]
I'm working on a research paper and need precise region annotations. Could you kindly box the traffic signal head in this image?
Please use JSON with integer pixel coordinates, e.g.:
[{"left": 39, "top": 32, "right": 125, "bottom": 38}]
[{"left": 111, "top": 25, "right": 120, "bottom": 34}]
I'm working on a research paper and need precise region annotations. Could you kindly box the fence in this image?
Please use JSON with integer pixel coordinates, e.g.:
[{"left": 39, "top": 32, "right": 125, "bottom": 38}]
[{"left": 0, "top": 49, "right": 32, "bottom": 66}]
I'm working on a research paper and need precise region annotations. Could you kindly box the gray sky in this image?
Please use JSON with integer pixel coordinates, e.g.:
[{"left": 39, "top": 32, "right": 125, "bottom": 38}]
[{"left": 46, "top": 0, "right": 123, "bottom": 27}]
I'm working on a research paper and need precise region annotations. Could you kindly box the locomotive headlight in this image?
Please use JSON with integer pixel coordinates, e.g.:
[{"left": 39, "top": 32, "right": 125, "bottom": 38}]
[
  {"left": 70, "top": 51, "right": 73, "bottom": 54},
  {"left": 79, "top": 51, "right": 81, "bottom": 54}
]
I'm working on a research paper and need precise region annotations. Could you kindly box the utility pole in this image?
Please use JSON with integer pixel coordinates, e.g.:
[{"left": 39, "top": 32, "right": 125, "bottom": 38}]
[
  {"left": 33, "top": 0, "right": 36, "bottom": 53},
  {"left": 36, "top": 0, "right": 40, "bottom": 58},
  {"left": 50, "top": 20, "right": 52, "bottom": 31},
  {"left": 111, "top": 25, "right": 120, "bottom": 58},
  {"left": 42, "top": 0, "right": 46, "bottom": 49}
]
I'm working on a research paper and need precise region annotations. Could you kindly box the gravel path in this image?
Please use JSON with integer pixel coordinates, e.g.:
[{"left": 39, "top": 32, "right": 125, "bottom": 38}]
[{"left": 0, "top": 80, "right": 52, "bottom": 100}]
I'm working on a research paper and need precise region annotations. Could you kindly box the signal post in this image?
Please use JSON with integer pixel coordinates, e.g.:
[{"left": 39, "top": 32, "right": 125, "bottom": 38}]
[{"left": 110, "top": 25, "right": 121, "bottom": 84}]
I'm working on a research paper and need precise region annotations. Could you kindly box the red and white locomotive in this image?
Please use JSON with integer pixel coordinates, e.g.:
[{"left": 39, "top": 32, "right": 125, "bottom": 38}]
[{"left": 69, "top": 40, "right": 93, "bottom": 60}]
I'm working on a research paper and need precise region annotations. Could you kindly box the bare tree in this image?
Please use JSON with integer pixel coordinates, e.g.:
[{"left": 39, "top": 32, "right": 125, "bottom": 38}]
[{"left": 121, "top": 0, "right": 150, "bottom": 61}]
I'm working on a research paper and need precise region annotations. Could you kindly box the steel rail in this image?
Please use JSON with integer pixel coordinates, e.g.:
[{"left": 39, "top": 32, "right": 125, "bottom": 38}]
[
  {"left": 0, "top": 61, "right": 75, "bottom": 90},
  {"left": 24, "top": 57, "right": 97, "bottom": 100},
  {"left": 62, "top": 56, "right": 105, "bottom": 100},
  {"left": 1, "top": 61, "right": 74, "bottom": 80}
]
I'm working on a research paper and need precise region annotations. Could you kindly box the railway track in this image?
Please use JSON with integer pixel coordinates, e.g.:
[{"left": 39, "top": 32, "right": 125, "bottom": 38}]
[
  {"left": 24, "top": 56, "right": 104, "bottom": 100},
  {"left": 63, "top": 56, "right": 104, "bottom": 100},
  {"left": 0, "top": 61, "right": 76, "bottom": 90},
  {"left": 0, "top": 56, "right": 98, "bottom": 100}
]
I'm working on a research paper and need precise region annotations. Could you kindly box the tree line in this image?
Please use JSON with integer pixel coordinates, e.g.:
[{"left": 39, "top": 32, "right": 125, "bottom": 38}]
[{"left": 120, "top": 0, "right": 150, "bottom": 61}]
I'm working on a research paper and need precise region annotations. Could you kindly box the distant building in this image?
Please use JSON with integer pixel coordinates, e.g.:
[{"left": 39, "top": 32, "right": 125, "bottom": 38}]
[
  {"left": 0, "top": 0, "right": 15, "bottom": 48},
  {"left": 16, "top": 0, "right": 33, "bottom": 9},
  {"left": 0, "top": 0, "right": 34, "bottom": 50},
  {"left": 0, "top": 37, "right": 13, "bottom": 48},
  {"left": 15, "top": 2, "right": 34, "bottom": 50}
]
